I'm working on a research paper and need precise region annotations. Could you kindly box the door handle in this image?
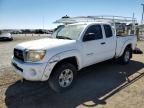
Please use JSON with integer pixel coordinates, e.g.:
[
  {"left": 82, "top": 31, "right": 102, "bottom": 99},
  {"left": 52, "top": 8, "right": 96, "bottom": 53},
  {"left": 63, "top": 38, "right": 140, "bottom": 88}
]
[{"left": 101, "top": 42, "right": 106, "bottom": 45}]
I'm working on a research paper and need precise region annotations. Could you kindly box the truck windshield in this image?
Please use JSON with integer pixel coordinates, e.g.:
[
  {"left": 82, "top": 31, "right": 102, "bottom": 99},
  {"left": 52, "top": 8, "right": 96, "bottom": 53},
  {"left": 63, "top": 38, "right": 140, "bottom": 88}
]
[{"left": 52, "top": 24, "right": 85, "bottom": 40}]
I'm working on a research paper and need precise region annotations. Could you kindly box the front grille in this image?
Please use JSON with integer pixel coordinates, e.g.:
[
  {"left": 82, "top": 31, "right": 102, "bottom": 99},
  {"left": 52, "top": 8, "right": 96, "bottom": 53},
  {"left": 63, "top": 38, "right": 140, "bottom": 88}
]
[{"left": 14, "top": 48, "right": 24, "bottom": 61}]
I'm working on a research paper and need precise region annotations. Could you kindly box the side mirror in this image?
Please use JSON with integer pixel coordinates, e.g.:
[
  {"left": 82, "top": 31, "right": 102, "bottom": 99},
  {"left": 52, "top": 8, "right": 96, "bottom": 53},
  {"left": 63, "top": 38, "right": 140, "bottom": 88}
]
[{"left": 83, "top": 33, "right": 95, "bottom": 42}]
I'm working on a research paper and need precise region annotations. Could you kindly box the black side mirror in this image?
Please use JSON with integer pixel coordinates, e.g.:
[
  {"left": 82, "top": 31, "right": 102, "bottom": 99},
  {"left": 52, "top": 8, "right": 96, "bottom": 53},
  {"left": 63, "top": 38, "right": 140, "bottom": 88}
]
[{"left": 83, "top": 33, "right": 95, "bottom": 42}]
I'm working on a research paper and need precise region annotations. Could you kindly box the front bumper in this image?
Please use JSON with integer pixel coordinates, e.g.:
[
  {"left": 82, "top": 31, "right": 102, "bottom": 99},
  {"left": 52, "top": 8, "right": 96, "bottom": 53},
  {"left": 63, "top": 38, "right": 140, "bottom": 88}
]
[
  {"left": 11, "top": 57, "right": 48, "bottom": 81},
  {"left": 0, "top": 37, "right": 13, "bottom": 41}
]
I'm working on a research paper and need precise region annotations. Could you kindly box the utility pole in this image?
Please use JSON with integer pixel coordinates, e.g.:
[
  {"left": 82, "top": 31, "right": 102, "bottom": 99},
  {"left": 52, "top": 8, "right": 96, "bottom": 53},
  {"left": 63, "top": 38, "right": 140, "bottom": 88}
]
[
  {"left": 141, "top": 3, "right": 144, "bottom": 24},
  {"left": 42, "top": 16, "right": 45, "bottom": 30},
  {"left": 132, "top": 13, "right": 135, "bottom": 32}
]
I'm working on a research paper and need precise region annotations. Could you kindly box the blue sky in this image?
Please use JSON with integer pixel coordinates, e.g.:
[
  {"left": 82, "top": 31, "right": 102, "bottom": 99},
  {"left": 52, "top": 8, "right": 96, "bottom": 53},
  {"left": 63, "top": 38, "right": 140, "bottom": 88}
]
[{"left": 0, "top": 0, "right": 143, "bottom": 29}]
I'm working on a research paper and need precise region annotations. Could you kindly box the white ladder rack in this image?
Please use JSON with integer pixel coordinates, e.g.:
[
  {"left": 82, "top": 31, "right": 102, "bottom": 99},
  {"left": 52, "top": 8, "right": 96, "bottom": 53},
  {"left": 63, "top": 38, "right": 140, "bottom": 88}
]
[{"left": 54, "top": 15, "right": 137, "bottom": 25}]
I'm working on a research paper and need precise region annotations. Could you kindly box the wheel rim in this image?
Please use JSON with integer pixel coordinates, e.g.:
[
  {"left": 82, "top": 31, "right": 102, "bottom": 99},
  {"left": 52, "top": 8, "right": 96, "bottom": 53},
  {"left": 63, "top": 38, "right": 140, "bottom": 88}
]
[
  {"left": 124, "top": 51, "right": 130, "bottom": 62},
  {"left": 58, "top": 69, "right": 74, "bottom": 88}
]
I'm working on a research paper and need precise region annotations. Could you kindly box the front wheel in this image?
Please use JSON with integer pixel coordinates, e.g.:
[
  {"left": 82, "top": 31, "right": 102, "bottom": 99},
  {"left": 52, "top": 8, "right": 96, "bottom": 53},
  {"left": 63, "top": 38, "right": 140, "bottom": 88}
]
[
  {"left": 118, "top": 47, "right": 132, "bottom": 64},
  {"left": 48, "top": 63, "right": 77, "bottom": 92}
]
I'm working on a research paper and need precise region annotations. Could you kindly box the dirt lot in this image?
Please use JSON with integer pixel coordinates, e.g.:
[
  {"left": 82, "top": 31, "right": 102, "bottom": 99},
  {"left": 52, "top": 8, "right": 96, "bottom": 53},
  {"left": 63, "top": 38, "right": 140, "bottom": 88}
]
[{"left": 0, "top": 36, "right": 144, "bottom": 108}]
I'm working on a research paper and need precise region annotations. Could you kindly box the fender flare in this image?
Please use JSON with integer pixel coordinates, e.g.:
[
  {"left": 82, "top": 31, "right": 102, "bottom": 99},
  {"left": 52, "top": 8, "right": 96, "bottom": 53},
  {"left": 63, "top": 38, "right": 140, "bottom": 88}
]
[
  {"left": 48, "top": 49, "right": 82, "bottom": 69},
  {"left": 118, "top": 40, "right": 132, "bottom": 57}
]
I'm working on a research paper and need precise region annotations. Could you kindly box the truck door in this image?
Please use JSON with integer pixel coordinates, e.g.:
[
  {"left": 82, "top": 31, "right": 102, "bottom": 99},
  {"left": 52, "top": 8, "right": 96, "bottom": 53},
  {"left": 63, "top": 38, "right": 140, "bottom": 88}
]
[
  {"left": 82, "top": 24, "right": 106, "bottom": 67},
  {"left": 102, "top": 24, "right": 116, "bottom": 59}
]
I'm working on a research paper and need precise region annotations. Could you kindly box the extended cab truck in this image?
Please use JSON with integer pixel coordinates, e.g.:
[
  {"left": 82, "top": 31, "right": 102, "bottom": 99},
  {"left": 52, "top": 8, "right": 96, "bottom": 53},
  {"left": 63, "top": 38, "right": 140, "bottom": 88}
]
[{"left": 11, "top": 22, "right": 137, "bottom": 92}]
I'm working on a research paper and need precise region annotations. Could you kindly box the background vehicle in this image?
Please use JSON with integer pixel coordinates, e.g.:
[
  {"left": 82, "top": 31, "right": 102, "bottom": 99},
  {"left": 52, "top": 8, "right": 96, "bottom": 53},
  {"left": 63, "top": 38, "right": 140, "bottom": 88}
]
[
  {"left": 11, "top": 16, "right": 137, "bottom": 92},
  {"left": 0, "top": 32, "right": 13, "bottom": 41}
]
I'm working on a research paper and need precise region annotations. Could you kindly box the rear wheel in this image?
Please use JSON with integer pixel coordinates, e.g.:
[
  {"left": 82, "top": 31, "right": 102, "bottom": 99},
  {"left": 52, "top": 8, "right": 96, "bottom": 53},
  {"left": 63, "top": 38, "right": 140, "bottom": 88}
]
[
  {"left": 118, "top": 47, "right": 132, "bottom": 64},
  {"left": 48, "top": 63, "right": 77, "bottom": 92}
]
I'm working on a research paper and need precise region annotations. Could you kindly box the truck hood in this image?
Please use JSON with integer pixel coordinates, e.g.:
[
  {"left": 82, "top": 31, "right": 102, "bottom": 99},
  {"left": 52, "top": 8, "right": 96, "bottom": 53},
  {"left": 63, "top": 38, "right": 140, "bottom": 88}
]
[{"left": 16, "top": 38, "right": 77, "bottom": 50}]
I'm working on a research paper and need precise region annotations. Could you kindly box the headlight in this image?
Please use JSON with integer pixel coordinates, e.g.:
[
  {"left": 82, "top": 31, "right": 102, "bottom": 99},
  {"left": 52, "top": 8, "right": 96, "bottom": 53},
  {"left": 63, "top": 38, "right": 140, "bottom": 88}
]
[{"left": 25, "top": 50, "right": 46, "bottom": 62}]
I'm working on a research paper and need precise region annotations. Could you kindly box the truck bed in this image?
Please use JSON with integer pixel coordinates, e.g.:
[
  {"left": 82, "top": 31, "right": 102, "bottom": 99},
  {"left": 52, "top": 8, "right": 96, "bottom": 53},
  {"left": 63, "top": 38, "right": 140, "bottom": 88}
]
[{"left": 116, "top": 35, "right": 137, "bottom": 57}]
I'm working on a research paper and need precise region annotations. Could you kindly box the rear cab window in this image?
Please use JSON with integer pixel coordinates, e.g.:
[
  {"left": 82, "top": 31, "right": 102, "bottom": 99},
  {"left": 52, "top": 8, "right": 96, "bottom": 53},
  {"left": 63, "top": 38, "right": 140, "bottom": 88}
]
[{"left": 103, "top": 25, "right": 113, "bottom": 38}]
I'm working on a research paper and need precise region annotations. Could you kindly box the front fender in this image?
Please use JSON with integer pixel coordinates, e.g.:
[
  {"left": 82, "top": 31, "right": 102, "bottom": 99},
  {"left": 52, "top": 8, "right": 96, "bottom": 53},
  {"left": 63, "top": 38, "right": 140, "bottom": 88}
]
[
  {"left": 48, "top": 49, "right": 82, "bottom": 69},
  {"left": 41, "top": 49, "right": 82, "bottom": 81}
]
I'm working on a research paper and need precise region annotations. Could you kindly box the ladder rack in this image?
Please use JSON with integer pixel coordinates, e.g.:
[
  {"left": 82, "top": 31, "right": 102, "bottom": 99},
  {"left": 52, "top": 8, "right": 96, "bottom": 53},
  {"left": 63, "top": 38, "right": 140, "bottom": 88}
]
[{"left": 54, "top": 15, "right": 137, "bottom": 25}]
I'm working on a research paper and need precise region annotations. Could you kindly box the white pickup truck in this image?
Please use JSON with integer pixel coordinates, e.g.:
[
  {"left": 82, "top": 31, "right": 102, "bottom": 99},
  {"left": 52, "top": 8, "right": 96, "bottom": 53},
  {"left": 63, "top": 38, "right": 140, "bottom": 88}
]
[{"left": 11, "top": 22, "right": 137, "bottom": 92}]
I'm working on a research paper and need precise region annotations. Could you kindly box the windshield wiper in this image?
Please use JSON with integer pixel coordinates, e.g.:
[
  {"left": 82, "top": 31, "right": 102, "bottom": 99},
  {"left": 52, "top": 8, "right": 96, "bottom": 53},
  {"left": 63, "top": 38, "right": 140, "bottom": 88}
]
[{"left": 56, "top": 36, "right": 72, "bottom": 40}]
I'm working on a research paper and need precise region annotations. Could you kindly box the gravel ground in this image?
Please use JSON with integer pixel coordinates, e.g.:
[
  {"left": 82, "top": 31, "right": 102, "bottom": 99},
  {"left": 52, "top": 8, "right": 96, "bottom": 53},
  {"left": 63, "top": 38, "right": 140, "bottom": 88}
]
[{"left": 0, "top": 36, "right": 144, "bottom": 108}]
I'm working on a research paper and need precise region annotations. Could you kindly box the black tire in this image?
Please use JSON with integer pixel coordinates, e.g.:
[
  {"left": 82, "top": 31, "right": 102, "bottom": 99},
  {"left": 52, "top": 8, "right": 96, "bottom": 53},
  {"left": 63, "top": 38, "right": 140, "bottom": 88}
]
[
  {"left": 10, "top": 38, "right": 13, "bottom": 41},
  {"left": 118, "top": 47, "right": 132, "bottom": 64},
  {"left": 48, "top": 63, "right": 77, "bottom": 92}
]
